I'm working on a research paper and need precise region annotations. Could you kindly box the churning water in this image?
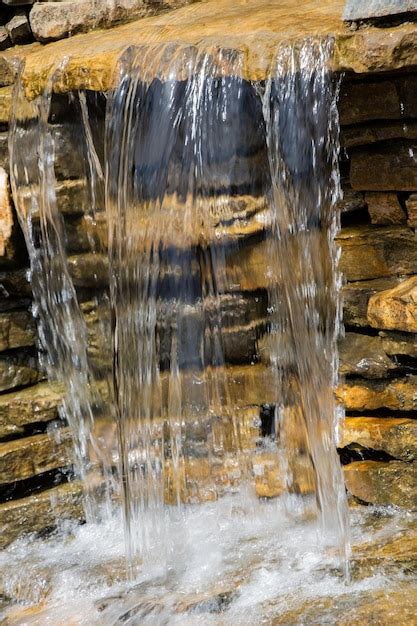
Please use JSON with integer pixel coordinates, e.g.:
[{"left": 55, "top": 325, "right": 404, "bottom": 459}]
[{"left": 5, "top": 35, "right": 355, "bottom": 621}]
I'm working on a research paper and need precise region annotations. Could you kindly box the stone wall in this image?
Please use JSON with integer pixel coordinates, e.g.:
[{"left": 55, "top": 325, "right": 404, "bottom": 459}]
[
  {"left": 0, "top": 21, "right": 416, "bottom": 546},
  {"left": 338, "top": 72, "right": 417, "bottom": 509}
]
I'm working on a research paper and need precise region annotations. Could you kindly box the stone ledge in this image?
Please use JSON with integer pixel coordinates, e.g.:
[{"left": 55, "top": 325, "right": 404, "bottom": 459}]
[
  {"left": 0, "top": 480, "right": 84, "bottom": 549},
  {"left": 341, "top": 416, "right": 417, "bottom": 461},
  {"left": 0, "top": 428, "right": 72, "bottom": 485},
  {"left": 0, "top": 381, "right": 63, "bottom": 438},
  {"left": 0, "top": 1, "right": 416, "bottom": 97},
  {"left": 336, "top": 376, "right": 417, "bottom": 411}
]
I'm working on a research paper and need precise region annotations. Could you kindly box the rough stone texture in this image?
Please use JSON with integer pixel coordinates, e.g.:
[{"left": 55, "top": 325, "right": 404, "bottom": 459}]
[
  {"left": 29, "top": 0, "right": 197, "bottom": 43},
  {"left": 0, "top": 310, "right": 36, "bottom": 351},
  {"left": 0, "top": 130, "right": 9, "bottom": 169},
  {"left": 344, "top": 0, "right": 417, "bottom": 21},
  {"left": 0, "top": 350, "right": 43, "bottom": 392},
  {"left": 0, "top": 85, "right": 11, "bottom": 125},
  {"left": 272, "top": 586, "right": 417, "bottom": 626},
  {"left": 342, "top": 120, "right": 417, "bottom": 149},
  {"left": 365, "top": 192, "right": 407, "bottom": 226},
  {"left": 344, "top": 460, "right": 417, "bottom": 509},
  {"left": 339, "top": 332, "right": 396, "bottom": 379},
  {"left": 0, "top": 381, "right": 63, "bottom": 438},
  {"left": 0, "top": 480, "right": 84, "bottom": 548},
  {"left": 0, "top": 166, "right": 16, "bottom": 265},
  {"left": 368, "top": 276, "right": 417, "bottom": 333},
  {"left": 338, "top": 186, "right": 366, "bottom": 214},
  {"left": 339, "top": 81, "right": 401, "bottom": 126},
  {"left": 338, "top": 226, "right": 417, "bottom": 281},
  {"left": 67, "top": 253, "right": 109, "bottom": 288},
  {"left": 342, "top": 417, "right": 417, "bottom": 462},
  {"left": 0, "top": 267, "right": 33, "bottom": 300},
  {"left": 336, "top": 377, "right": 417, "bottom": 412},
  {"left": 406, "top": 193, "right": 417, "bottom": 228},
  {"left": 343, "top": 278, "right": 401, "bottom": 328},
  {"left": 0, "top": 429, "right": 72, "bottom": 485},
  {"left": 380, "top": 330, "right": 417, "bottom": 357},
  {"left": 0, "top": 26, "right": 11, "bottom": 52},
  {"left": 350, "top": 143, "right": 417, "bottom": 191},
  {"left": 6, "top": 11, "right": 32, "bottom": 45}
]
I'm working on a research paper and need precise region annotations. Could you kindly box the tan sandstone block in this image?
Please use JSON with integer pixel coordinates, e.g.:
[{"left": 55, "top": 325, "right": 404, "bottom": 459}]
[{"left": 368, "top": 276, "right": 417, "bottom": 333}]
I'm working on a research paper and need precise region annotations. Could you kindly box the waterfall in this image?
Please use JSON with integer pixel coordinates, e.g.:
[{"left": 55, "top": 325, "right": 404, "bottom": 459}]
[{"left": 9, "top": 36, "right": 350, "bottom": 577}]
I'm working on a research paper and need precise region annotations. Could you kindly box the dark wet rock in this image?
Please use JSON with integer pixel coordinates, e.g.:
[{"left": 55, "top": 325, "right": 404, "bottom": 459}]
[
  {"left": 406, "top": 193, "right": 417, "bottom": 228},
  {"left": 339, "top": 332, "right": 396, "bottom": 379},
  {"left": 0, "top": 27, "right": 11, "bottom": 52},
  {"left": 342, "top": 120, "right": 417, "bottom": 149},
  {"left": 365, "top": 192, "right": 407, "bottom": 226},
  {"left": 0, "top": 309, "right": 36, "bottom": 351},
  {"left": 5, "top": 11, "right": 32, "bottom": 46},
  {"left": 0, "top": 349, "right": 43, "bottom": 392},
  {"left": 350, "top": 143, "right": 417, "bottom": 191},
  {"left": 380, "top": 330, "right": 417, "bottom": 357}
]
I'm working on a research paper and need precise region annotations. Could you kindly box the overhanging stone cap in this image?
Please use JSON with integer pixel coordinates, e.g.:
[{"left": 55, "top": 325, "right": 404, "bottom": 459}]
[
  {"left": 0, "top": 0, "right": 417, "bottom": 98},
  {"left": 344, "top": 0, "right": 417, "bottom": 21}
]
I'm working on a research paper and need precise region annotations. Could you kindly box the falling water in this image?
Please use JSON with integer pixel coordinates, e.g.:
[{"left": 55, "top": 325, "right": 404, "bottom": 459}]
[
  {"left": 7, "top": 33, "right": 350, "bottom": 612},
  {"left": 105, "top": 37, "right": 349, "bottom": 569}
]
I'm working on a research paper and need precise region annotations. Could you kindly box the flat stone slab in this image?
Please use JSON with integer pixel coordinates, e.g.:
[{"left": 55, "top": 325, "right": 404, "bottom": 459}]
[
  {"left": 344, "top": 0, "right": 417, "bottom": 21},
  {"left": 1, "top": 0, "right": 417, "bottom": 97}
]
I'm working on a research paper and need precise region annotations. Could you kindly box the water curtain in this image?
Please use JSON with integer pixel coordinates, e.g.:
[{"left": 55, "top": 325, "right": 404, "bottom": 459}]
[{"left": 9, "top": 37, "right": 350, "bottom": 573}]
